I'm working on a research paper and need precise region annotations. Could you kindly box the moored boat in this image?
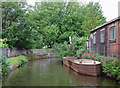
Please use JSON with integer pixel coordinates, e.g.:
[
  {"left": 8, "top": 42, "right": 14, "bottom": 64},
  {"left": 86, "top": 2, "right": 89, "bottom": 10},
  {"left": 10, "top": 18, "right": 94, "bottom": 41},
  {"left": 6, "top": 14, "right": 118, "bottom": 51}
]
[
  {"left": 62, "top": 56, "right": 78, "bottom": 67},
  {"left": 63, "top": 57, "right": 101, "bottom": 76}
]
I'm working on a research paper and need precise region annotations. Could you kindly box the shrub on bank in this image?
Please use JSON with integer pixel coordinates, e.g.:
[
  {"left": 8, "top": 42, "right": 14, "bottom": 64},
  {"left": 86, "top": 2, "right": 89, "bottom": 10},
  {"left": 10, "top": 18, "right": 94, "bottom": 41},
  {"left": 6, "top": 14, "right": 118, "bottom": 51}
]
[
  {"left": 1, "top": 55, "right": 28, "bottom": 77},
  {"left": 53, "top": 35, "right": 87, "bottom": 58},
  {"left": 53, "top": 35, "right": 120, "bottom": 81},
  {"left": 6, "top": 55, "right": 28, "bottom": 66},
  {"left": 1, "top": 56, "right": 9, "bottom": 76},
  {"left": 53, "top": 41, "right": 70, "bottom": 58},
  {"left": 101, "top": 56, "right": 120, "bottom": 80},
  {"left": 82, "top": 52, "right": 101, "bottom": 61},
  {"left": 81, "top": 52, "right": 120, "bottom": 80}
]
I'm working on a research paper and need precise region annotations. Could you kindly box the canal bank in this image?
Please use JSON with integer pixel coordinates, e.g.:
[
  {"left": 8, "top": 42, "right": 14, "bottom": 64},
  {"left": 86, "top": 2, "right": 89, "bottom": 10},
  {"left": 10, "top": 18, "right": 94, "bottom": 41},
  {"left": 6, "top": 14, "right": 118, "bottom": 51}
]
[{"left": 2, "top": 58, "right": 119, "bottom": 86}]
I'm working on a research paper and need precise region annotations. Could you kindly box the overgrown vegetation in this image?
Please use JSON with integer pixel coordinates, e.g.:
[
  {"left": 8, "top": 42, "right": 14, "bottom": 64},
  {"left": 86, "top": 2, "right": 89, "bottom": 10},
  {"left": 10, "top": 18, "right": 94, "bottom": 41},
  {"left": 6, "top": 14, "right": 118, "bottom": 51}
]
[
  {"left": 0, "top": 56, "right": 9, "bottom": 77},
  {"left": 53, "top": 35, "right": 120, "bottom": 81},
  {"left": 1, "top": 55, "right": 28, "bottom": 77},
  {"left": 2, "top": 1, "right": 106, "bottom": 49},
  {"left": 53, "top": 35, "right": 87, "bottom": 58},
  {"left": 82, "top": 52, "right": 120, "bottom": 81},
  {"left": 6, "top": 55, "right": 28, "bottom": 66},
  {"left": 0, "top": 38, "right": 8, "bottom": 47},
  {"left": 4, "top": 1, "right": 120, "bottom": 82},
  {"left": 101, "top": 56, "right": 120, "bottom": 80}
]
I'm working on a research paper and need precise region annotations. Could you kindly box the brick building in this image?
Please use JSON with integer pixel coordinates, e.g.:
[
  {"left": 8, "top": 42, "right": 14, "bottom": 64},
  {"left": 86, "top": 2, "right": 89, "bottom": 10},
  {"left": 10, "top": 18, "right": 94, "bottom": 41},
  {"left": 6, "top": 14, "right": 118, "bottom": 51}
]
[{"left": 89, "top": 16, "right": 120, "bottom": 57}]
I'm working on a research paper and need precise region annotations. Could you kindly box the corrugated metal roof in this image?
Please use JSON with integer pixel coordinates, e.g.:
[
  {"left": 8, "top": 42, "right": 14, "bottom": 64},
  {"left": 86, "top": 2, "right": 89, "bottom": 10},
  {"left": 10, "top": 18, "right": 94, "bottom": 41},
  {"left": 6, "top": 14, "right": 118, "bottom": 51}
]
[{"left": 91, "top": 16, "right": 120, "bottom": 33}]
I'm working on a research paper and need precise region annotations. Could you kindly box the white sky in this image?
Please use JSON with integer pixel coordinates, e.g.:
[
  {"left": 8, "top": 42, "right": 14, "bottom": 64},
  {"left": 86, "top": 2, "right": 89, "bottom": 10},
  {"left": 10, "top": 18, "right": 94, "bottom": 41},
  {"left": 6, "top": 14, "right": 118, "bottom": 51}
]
[{"left": 27, "top": 0, "right": 120, "bottom": 21}]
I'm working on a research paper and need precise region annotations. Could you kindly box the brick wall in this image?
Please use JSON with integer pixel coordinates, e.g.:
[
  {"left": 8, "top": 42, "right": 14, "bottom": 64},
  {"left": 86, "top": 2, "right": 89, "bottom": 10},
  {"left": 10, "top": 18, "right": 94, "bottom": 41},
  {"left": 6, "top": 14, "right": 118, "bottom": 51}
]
[
  {"left": 30, "top": 49, "right": 52, "bottom": 54},
  {"left": 118, "top": 20, "right": 120, "bottom": 55},
  {"left": 0, "top": 47, "right": 7, "bottom": 56},
  {"left": 1, "top": 48, "right": 53, "bottom": 57},
  {"left": 89, "top": 19, "right": 120, "bottom": 57},
  {"left": 7, "top": 48, "right": 27, "bottom": 57}
]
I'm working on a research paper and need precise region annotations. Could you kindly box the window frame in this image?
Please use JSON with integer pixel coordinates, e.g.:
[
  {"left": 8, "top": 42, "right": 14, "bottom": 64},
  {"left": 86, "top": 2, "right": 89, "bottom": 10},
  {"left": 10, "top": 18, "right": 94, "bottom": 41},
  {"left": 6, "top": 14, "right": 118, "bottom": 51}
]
[
  {"left": 93, "top": 33, "right": 96, "bottom": 44},
  {"left": 109, "top": 26, "right": 116, "bottom": 42},
  {"left": 100, "top": 30, "right": 105, "bottom": 43}
]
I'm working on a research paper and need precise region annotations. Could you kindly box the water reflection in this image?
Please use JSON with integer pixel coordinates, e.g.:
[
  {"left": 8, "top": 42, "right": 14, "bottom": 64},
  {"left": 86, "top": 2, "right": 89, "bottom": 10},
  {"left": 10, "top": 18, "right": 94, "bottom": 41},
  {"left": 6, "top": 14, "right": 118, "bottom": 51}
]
[
  {"left": 63, "top": 64, "right": 119, "bottom": 86},
  {"left": 2, "top": 58, "right": 119, "bottom": 86}
]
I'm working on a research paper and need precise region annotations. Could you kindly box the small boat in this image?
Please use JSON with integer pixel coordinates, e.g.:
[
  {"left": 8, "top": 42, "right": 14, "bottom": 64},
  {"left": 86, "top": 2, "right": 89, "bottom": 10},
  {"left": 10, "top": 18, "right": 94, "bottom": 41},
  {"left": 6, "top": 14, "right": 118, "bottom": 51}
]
[
  {"left": 63, "top": 57, "right": 101, "bottom": 76},
  {"left": 63, "top": 56, "right": 78, "bottom": 67}
]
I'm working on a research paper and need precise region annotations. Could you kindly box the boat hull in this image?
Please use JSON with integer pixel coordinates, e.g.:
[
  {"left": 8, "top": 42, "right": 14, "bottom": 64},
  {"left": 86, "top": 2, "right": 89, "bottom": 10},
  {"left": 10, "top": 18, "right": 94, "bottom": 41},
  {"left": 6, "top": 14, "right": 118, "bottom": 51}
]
[{"left": 63, "top": 57, "right": 101, "bottom": 76}]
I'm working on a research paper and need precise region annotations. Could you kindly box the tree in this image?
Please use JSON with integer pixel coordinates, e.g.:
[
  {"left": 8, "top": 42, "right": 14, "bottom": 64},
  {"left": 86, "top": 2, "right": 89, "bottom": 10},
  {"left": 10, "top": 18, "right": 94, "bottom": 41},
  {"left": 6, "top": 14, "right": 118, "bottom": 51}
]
[
  {"left": 59, "top": 2, "right": 85, "bottom": 43},
  {"left": 2, "top": 2, "right": 28, "bottom": 48},
  {"left": 81, "top": 2, "right": 106, "bottom": 37},
  {"left": 33, "top": 2, "right": 85, "bottom": 46},
  {"left": 31, "top": 2, "right": 66, "bottom": 47},
  {"left": 2, "top": 2, "right": 43, "bottom": 49},
  {"left": 2, "top": 1, "right": 106, "bottom": 49}
]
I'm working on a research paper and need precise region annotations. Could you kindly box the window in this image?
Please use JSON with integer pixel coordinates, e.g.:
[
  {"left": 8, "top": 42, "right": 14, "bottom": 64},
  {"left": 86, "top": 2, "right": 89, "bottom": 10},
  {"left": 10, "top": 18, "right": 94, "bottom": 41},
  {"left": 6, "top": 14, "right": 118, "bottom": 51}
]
[
  {"left": 109, "top": 26, "right": 116, "bottom": 42},
  {"left": 100, "top": 30, "right": 105, "bottom": 43},
  {"left": 93, "top": 33, "right": 96, "bottom": 44}
]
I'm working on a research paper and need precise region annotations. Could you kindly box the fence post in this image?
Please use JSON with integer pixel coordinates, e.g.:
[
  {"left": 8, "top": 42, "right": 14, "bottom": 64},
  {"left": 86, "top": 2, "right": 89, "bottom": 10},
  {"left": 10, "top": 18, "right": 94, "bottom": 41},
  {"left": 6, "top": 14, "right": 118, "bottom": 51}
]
[{"left": 108, "top": 44, "right": 110, "bottom": 57}]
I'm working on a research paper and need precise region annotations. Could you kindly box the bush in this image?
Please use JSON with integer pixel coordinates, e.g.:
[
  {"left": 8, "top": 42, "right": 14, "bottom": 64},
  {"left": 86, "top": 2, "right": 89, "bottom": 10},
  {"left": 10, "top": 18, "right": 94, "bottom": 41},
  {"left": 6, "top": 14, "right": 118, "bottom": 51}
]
[
  {"left": 52, "top": 35, "right": 87, "bottom": 58},
  {"left": 53, "top": 41, "right": 71, "bottom": 58},
  {"left": 6, "top": 55, "right": 28, "bottom": 66},
  {"left": 81, "top": 52, "right": 120, "bottom": 81},
  {"left": 82, "top": 52, "right": 93, "bottom": 60},
  {"left": 101, "top": 56, "right": 120, "bottom": 80},
  {"left": 94, "top": 53, "right": 101, "bottom": 61},
  {"left": 76, "top": 48, "right": 88, "bottom": 58},
  {"left": 0, "top": 55, "right": 27, "bottom": 77},
  {"left": 70, "top": 36, "right": 87, "bottom": 56},
  {"left": 0, "top": 56, "right": 9, "bottom": 76},
  {"left": 81, "top": 51, "right": 101, "bottom": 61}
]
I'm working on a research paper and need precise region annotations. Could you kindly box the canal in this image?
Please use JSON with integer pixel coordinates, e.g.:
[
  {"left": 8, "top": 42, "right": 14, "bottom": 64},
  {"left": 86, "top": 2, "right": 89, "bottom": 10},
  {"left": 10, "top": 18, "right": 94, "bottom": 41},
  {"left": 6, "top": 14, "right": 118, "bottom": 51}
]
[{"left": 2, "top": 58, "right": 119, "bottom": 86}]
